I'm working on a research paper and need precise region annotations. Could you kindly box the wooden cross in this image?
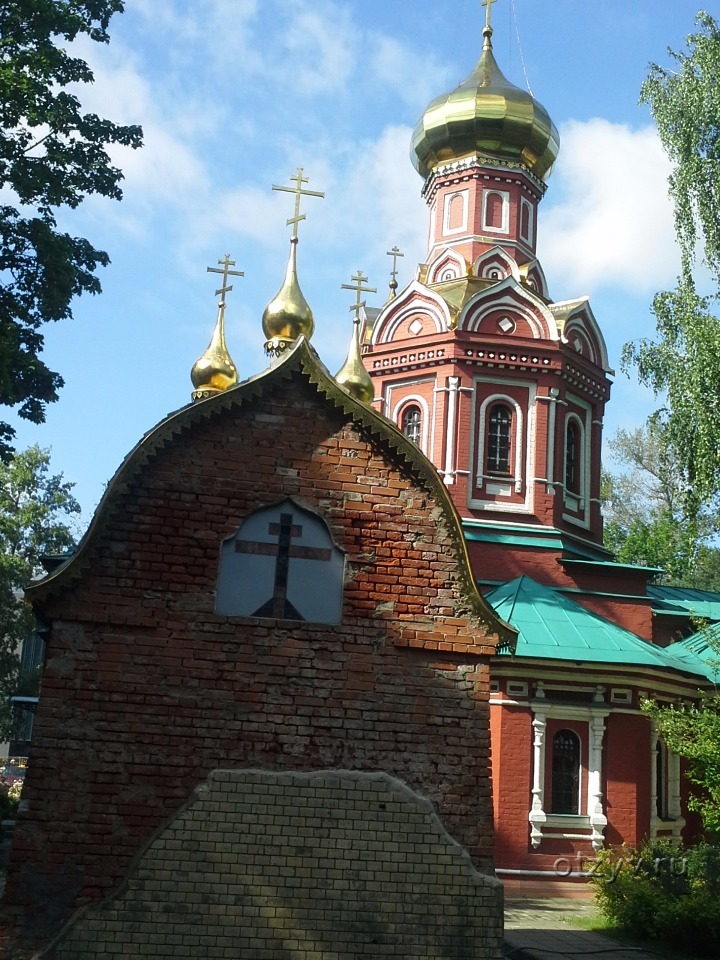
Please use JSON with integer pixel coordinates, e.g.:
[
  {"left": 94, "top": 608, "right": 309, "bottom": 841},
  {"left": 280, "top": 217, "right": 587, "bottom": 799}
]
[
  {"left": 342, "top": 270, "right": 377, "bottom": 323},
  {"left": 235, "top": 512, "right": 332, "bottom": 619},
  {"left": 207, "top": 254, "right": 244, "bottom": 305},
  {"left": 482, "top": 0, "right": 497, "bottom": 30},
  {"left": 272, "top": 167, "right": 325, "bottom": 240}
]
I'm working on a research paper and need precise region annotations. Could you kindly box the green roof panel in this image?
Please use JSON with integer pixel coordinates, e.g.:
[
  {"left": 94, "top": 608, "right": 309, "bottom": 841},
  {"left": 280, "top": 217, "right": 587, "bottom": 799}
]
[{"left": 486, "top": 576, "right": 711, "bottom": 679}]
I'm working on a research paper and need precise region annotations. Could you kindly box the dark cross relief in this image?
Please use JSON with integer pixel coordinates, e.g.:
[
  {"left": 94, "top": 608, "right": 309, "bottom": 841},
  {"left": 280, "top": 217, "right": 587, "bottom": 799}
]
[
  {"left": 216, "top": 500, "right": 344, "bottom": 624},
  {"left": 235, "top": 512, "right": 332, "bottom": 619}
]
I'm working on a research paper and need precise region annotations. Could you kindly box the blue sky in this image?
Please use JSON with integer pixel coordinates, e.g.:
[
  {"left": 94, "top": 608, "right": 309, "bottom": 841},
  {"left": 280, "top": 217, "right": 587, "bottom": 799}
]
[{"left": 8, "top": 0, "right": 712, "bottom": 521}]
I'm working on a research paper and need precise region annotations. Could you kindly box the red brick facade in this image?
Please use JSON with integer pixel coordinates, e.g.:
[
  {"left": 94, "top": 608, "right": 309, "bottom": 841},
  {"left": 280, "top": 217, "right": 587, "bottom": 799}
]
[{"left": 4, "top": 349, "right": 511, "bottom": 944}]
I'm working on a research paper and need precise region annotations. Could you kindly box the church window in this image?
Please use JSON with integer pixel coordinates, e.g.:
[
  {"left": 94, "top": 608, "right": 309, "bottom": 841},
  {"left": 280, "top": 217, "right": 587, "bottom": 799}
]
[
  {"left": 448, "top": 194, "right": 464, "bottom": 231},
  {"left": 216, "top": 499, "right": 345, "bottom": 624},
  {"left": 551, "top": 729, "right": 581, "bottom": 815},
  {"left": 565, "top": 420, "right": 580, "bottom": 493},
  {"left": 520, "top": 198, "right": 533, "bottom": 244},
  {"left": 486, "top": 404, "right": 512, "bottom": 475},
  {"left": 401, "top": 405, "right": 422, "bottom": 444},
  {"left": 483, "top": 190, "right": 509, "bottom": 233},
  {"left": 656, "top": 740, "right": 669, "bottom": 820},
  {"left": 443, "top": 190, "right": 468, "bottom": 235}
]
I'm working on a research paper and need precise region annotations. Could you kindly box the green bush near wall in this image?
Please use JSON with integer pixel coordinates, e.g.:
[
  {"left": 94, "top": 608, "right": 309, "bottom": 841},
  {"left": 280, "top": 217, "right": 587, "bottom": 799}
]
[{"left": 591, "top": 840, "right": 720, "bottom": 956}]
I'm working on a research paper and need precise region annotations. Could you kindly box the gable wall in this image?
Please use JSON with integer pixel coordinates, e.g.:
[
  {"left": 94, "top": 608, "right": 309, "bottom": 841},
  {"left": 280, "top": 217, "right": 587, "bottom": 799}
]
[{"left": 5, "top": 373, "right": 501, "bottom": 945}]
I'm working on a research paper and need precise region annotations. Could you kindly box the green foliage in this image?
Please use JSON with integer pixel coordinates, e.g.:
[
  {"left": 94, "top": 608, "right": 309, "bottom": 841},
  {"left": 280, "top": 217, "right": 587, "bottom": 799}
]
[
  {"left": 642, "top": 694, "right": 720, "bottom": 838},
  {"left": 601, "top": 422, "right": 719, "bottom": 586},
  {"left": 0, "top": 0, "right": 142, "bottom": 458},
  {"left": 0, "top": 445, "right": 79, "bottom": 739},
  {"left": 592, "top": 840, "right": 720, "bottom": 956},
  {"left": 624, "top": 13, "right": 720, "bottom": 514}
]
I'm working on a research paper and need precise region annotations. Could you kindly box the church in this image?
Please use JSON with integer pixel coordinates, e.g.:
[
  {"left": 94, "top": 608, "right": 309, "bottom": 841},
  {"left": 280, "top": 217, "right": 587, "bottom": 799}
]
[
  {"left": 359, "top": 6, "right": 718, "bottom": 878},
  {"left": 2, "top": 2, "right": 718, "bottom": 956}
]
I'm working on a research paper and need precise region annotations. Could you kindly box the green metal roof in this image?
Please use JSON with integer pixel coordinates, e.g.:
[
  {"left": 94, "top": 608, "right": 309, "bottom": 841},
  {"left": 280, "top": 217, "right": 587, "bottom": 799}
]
[
  {"left": 486, "top": 576, "right": 711, "bottom": 679},
  {"left": 648, "top": 585, "right": 720, "bottom": 622},
  {"left": 662, "top": 628, "right": 720, "bottom": 683}
]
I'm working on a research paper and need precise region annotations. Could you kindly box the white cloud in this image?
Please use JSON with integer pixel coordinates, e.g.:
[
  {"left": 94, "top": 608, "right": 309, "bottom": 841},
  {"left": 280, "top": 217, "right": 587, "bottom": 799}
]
[
  {"left": 539, "top": 119, "right": 679, "bottom": 296},
  {"left": 280, "top": 0, "right": 357, "bottom": 96}
]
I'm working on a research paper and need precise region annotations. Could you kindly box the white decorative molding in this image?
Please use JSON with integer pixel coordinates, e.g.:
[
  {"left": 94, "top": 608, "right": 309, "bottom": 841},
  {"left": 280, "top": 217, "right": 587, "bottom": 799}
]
[{"left": 443, "top": 376, "right": 460, "bottom": 485}]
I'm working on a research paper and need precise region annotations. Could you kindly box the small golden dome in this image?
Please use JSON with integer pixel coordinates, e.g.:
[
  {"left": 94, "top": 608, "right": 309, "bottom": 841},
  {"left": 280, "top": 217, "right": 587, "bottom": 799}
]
[
  {"left": 336, "top": 319, "right": 375, "bottom": 404},
  {"left": 191, "top": 304, "right": 238, "bottom": 401},
  {"left": 410, "top": 26, "right": 559, "bottom": 182},
  {"left": 262, "top": 238, "right": 314, "bottom": 356}
]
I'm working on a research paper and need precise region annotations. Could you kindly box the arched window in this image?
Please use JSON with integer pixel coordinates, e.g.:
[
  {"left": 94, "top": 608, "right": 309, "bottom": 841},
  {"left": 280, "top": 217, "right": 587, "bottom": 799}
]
[
  {"left": 485, "top": 192, "right": 504, "bottom": 230},
  {"left": 448, "top": 193, "right": 465, "bottom": 231},
  {"left": 486, "top": 404, "right": 512, "bottom": 475},
  {"left": 551, "top": 730, "right": 580, "bottom": 815},
  {"left": 401, "top": 405, "right": 422, "bottom": 445},
  {"left": 565, "top": 420, "right": 580, "bottom": 493}
]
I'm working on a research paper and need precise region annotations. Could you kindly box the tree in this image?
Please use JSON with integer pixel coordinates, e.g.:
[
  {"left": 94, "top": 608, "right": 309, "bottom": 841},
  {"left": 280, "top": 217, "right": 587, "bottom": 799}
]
[
  {"left": 643, "top": 691, "right": 720, "bottom": 839},
  {"left": 623, "top": 13, "right": 720, "bottom": 517},
  {"left": 0, "top": 445, "right": 80, "bottom": 739},
  {"left": 0, "top": 0, "right": 142, "bottom": 458},
  {"left": 601, "top": 422, "right": 720, "bottom": 587}
]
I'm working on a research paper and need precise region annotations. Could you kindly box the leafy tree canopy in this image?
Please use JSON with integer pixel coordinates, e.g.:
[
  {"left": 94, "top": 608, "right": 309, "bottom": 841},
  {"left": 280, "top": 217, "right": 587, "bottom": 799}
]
[
  {"left": 601, "top": 423, "right": 720, "bottom": 588},
  {"left": 623, "top": 13, "right": 720, "bottom": 515},
  {"left": 0, "top": 0, "right": 142, "bottom": 458},
  {"left": 643, "top": 691, "right": 720, "bottom": 839},
  {"left": 0, "top": 445, "right": 80, "bottom": 739}
]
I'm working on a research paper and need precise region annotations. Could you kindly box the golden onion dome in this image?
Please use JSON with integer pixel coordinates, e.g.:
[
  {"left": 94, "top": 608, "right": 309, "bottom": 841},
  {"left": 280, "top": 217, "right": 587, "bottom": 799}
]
[
  {"left": 262, "top": 237, "right": 314, "bottom": 355},
  {"left": 335, "top": 318, "right": 375, "bottom": 404},
  {"left": 411, "top": 25, "right": 559, "bottom": 182},
  {"left": 191, "top": 304, "right": 238, "bottom": 400}
]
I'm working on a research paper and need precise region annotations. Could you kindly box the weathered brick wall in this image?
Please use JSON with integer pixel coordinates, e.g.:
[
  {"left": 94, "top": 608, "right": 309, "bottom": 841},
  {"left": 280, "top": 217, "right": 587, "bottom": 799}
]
[
  {"left": 51, "top": 770, "right": 504, "bottom": 959},
  {"left": 5, "top": 367, "right": 505, "bottom": 949}
]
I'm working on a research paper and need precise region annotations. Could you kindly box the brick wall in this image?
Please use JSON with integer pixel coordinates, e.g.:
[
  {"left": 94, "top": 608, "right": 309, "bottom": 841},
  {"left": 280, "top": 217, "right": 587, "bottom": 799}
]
[
  {"left": 4, "top": 361, "right": 506, "bottom": 951},
  {"left": 52, "top": 770, "right": 504, "bottom": 959}
]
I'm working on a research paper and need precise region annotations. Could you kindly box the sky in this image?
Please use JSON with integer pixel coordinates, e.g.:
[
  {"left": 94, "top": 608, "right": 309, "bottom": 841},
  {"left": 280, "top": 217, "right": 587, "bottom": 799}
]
[{"left": 7, "top": 0, "right": 714, "bottom": 524}]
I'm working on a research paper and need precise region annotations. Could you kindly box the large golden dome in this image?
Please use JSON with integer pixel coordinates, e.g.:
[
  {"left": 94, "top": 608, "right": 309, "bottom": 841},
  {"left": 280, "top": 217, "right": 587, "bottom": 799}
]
[{"left": 411, "top": 26, "right": 559, "bottom": 182}]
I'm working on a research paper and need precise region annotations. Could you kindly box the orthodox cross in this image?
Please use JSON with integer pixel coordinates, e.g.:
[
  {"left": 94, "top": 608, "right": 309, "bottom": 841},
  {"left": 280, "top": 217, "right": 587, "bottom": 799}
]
[
  {"left": 207, "top": 254, "right": 244, "bottom": 306},
  {"left": 387, "top": 246, "right": 404, "bottom": 297},
  {"left": 342, "top": 270, "right": 377, "bottom": 323},
  {"left": 272, "top": 167, "right": 325, "bottom": 240},
  {"left": 482, "top": 0, "right": 496, "bottom": 30},
  {"left": 235, "top": 512, "right": 332, "bottom": 620}
]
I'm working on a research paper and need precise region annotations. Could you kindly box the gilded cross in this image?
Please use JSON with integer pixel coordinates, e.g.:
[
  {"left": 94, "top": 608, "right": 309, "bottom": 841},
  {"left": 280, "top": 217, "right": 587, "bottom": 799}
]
[
  {"left": 342, "top": 270, "right": 377, "bottom": 322},
  {"left": 482, "top": 0, "right": 497, "bottom": 30},
  {"left": 387, "top": 246, "right": 404, "bottom": 285},
  {"left": 207, "top": 254, "right": 244, "bottom": 305},
  {"left": 272, "top": 167, "right": 325, "bottom": 240}
]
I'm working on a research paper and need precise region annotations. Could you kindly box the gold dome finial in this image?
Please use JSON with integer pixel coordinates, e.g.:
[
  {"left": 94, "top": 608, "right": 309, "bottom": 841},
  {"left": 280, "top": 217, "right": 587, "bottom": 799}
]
[
  {"left": 411, "top": 0, "right": 559, "bottom": 183},
  {"left": 263, "top": 168, "right": 325, "bottom": 359},
  {"left": 387, "top": 245, "right": 404, "bottom": 302},
  {"left": 336, "top": 270, "right": 377, "bottom": 404},
  {"left": 191, "top": 254, "right": 242, "bottom": 402}
]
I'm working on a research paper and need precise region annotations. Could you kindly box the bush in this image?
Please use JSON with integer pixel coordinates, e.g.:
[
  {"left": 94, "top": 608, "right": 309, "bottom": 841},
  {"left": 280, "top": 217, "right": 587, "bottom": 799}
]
[{"left": 592, "top": 840, "right": 720, "bottom": 956}]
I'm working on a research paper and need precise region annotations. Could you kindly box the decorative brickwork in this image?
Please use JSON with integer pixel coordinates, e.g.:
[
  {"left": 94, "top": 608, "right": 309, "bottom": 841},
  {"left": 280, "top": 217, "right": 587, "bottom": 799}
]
[
  {"left": 4, "top": 344, "right": 510, "bottom": 951},
  {"left": 50, "top": 770, "right": 503, "bottom": 959}
]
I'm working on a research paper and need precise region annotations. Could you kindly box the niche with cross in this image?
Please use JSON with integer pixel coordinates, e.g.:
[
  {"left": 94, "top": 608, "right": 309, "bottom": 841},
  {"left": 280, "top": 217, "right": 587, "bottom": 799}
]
[{"left": 215, "top": 499, "right": 345, "bottom": 623}]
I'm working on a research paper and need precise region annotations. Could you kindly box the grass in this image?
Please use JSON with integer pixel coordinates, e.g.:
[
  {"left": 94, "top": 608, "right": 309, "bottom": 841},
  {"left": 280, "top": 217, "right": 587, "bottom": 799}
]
[{"left": 570, "top": 909, "right": 712, "bottom": 960}]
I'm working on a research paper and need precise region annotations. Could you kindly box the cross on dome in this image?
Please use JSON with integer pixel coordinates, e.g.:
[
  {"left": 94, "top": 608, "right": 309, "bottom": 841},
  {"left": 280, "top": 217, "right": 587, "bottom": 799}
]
[
  {"left": 272, "top": 167, "right": 325, "bottom": 241},
  {"left": 342, "top": 270, "right": 377, "bottom": 324},
  {"left": 207, "top": 254, "right": 244, "bottom": 307}
]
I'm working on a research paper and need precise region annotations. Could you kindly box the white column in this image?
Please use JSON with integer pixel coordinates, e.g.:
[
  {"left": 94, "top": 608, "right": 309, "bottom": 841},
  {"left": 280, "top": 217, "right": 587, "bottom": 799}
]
[
  {"left": 443, "top": 376, "right": 460, "bottom": 485},
  {"left": 529, "top": 712, "right": 547, "bottom": 848},
  {"left": 587, "top": 713, "right": 608, "bottom": 850}
]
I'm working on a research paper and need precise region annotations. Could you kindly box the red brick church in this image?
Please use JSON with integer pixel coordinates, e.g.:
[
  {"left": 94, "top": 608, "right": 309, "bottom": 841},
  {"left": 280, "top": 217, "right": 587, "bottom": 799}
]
[
  {"left": 361, "top": 10, "right": 718, "bottom": 879},
  {"left": 4, "top": 4, "right": 719, "bottom": 954}
]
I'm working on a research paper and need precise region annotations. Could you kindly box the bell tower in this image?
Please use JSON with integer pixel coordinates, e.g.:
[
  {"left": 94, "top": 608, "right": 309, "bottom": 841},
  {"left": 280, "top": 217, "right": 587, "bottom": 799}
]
[{"left": 363, "top": 4, "right": 614, "bottom": 581}]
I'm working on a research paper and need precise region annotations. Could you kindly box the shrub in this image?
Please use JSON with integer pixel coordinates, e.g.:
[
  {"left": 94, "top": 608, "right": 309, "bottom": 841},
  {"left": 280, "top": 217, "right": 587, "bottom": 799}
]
[{"left": 592, "top": 840, "right": 720, "bottom": 956}]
